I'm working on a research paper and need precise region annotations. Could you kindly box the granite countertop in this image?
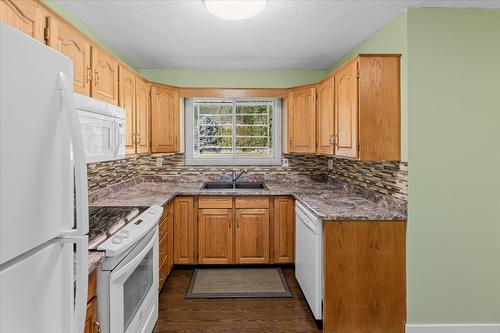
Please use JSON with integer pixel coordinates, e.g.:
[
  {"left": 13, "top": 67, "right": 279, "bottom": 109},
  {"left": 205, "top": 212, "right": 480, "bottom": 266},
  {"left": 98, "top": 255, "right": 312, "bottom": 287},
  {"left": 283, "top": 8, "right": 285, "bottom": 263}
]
[
  {"left": 88, "top": 251, "right": 105, "bottom": 273},
  {"left": 90, "top": 178, "right": 407, "bottom": 221}
]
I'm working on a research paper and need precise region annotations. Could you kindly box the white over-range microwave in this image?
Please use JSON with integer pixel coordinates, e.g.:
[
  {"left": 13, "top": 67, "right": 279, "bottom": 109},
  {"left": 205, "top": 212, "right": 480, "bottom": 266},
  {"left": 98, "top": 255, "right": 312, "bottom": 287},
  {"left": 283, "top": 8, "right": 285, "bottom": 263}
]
[{"left": 75, "top": 93, "right": 126, "bottom": 163}]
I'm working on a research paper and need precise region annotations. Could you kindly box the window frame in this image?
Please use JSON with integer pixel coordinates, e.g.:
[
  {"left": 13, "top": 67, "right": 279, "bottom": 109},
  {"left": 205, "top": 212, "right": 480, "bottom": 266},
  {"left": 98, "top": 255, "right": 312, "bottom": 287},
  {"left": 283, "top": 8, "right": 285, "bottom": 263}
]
[{"left": 185, "top": 97, "right": 282, "bottom": 165}]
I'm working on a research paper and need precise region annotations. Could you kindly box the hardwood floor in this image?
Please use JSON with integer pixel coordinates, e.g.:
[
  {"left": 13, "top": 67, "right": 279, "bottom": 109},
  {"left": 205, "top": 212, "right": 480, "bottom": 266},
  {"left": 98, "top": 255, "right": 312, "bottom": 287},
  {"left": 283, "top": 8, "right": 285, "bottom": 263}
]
[{"left": 153, "top": 267, "right": 322, "bottom": 333}]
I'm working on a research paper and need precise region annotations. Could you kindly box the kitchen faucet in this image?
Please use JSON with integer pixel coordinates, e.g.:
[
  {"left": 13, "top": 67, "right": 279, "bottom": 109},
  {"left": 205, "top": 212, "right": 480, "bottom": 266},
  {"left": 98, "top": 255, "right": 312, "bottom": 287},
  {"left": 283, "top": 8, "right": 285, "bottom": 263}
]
[{"left": 231, "top": 169, "right": 247, "bottom": 184}]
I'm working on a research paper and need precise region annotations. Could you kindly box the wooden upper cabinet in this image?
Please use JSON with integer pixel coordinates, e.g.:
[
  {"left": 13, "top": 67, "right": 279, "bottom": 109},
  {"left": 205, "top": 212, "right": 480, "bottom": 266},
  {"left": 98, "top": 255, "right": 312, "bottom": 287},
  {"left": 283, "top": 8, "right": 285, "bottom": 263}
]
[
  {"left": 317, "top": 76, "right": 335, "bottom": 155},
  {"left": 48, "top": 19, "right": 92, "bottom": 96},
  {"left": 92, "top": 47, "right": 119, "bottom": 105},
  {"left": 174, "top": 197, "right": 195, "bottom": 265},
  {"left": 135, "top": 78, "right": 151, "bottom": 154},
  {"left": 358, "top": 55, "right": 401, "bottom": 160},
  {"left": 273, "top": 196, "right": 294, "bottom": 264},
  {"left": 119, "top": 66, "right": 136, "bottom": 154},
  {"left": 288, "top": 86, "right": 316, "bottom": 154},
  {"left": 0, "top": 0, "right": 45, "bottom": 43},
  {"left": 235, "top": 208, "right": 270, "bottom": 264},
  {"left": 198, "top": 208, "right": 233, "bottom": 264},
  {"left": 334, "top": 55, "right": 401, "bottom": 160},
  {"left": 335, "top": 59, "right": 359, "bottom": 158},
  {"left": 151, "top": 85, "right": 179, "bottom": 153}
]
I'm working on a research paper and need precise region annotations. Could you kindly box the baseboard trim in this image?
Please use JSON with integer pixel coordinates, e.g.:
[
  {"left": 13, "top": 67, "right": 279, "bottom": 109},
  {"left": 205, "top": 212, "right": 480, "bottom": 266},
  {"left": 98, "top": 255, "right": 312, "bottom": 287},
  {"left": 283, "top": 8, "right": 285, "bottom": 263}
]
[{"left": 406, "top": 324, "right": 500, "bottom": 333}]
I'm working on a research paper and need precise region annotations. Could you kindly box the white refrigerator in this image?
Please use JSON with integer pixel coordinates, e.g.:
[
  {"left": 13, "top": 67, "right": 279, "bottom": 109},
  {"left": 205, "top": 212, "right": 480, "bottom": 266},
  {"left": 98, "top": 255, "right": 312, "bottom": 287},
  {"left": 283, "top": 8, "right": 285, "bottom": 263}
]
[{"left": 0, "top": 23, "right": 89, "bottom": 333}]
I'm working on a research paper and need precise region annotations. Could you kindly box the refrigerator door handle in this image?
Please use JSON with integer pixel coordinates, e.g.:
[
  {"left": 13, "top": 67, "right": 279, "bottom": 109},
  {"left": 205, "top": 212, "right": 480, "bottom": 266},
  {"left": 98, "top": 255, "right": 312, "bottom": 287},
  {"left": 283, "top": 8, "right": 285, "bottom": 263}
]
[
  {"left": 58, "top": 72, "right": 89, "bottom": 236},
  {"left": 57, "top": 235, "right": 88, "bottom": 333}
]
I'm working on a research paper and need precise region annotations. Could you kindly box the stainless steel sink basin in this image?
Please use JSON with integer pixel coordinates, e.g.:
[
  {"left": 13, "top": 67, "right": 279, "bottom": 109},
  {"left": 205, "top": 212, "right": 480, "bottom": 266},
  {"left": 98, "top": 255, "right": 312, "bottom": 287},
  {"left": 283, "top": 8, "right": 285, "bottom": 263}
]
[{"left": 201, "top": 182, "right": 267, "bottom": 190}]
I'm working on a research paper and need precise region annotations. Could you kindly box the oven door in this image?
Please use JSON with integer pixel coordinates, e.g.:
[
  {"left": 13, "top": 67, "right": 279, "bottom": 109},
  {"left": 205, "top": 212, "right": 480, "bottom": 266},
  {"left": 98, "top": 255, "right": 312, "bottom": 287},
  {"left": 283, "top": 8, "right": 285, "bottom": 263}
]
[{"left": 108, "top": 227, "right": 159, "bottom": 333}]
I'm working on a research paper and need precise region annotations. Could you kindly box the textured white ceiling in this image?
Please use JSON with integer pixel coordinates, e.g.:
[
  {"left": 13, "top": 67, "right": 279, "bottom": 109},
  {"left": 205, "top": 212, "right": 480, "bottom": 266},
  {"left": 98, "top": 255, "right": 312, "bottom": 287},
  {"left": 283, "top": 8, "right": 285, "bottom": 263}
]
[{"left": 54, "top": 0, "right": 500, "bottom": 70}]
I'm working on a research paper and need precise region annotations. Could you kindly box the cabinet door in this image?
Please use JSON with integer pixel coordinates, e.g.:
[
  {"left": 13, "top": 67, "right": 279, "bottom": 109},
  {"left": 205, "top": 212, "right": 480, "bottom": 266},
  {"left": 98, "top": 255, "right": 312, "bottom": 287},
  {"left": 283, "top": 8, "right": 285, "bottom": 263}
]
[
  {"left": 335, "top": 60, "right": 359, "bottom": 158},
  {"left": 119, "top": 66, "right": 136, "bottom": 154},
  {"left": 273, "top": 197, "right": 294, "bottom": 264},
  {"left": 317, "top": 77, "right": 335, "bottom": 155},
  {"left": 0, "top": 0, "right": 45, "bottom": 42},
  {"left": 173, "top": 197, "right": 195, "bottom": 264},
  {"left": 135, "top": 78, "right": 151, "bottom": 154},
  {"left": 84, "top": 297, "right": 99, "bottom": 333},
  {"left": 151, "top": 85, "right": 179, "bottom": 153},
  {"left": 235, "top": 209, "right": 270, "bottom": 264},
  {"left": 48, "top": 19, "right": 92, "bottom": 96},
  {"left": 198, "top": 209, "right": 232, "bottom": 264},
  {"left": 167, "top": 202, "right": 174, "bottom": 271},
  {"left": 288, "top": 86, "right": 316, "bottom": 153},
  {"left": 92, "top": 47, "right": 119, "bottom": 105}
]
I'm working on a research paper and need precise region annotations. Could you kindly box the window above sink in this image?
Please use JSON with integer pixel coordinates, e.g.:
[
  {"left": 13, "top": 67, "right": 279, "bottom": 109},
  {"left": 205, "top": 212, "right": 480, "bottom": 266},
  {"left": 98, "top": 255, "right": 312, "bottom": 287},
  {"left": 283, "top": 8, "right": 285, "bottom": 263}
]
[{"left": 185, "top": 98, "right": 282, "bottom": 165}]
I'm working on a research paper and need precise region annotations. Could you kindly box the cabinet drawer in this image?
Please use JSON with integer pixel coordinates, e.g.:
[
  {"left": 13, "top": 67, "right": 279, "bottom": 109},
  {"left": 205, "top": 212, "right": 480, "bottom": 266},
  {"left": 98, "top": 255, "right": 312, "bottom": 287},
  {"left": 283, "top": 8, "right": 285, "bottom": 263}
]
[
  {"left": 235, "top": 197, "right": 269, "bottom": 209},
  {"left": 87, "top": 269, "right": 96, "bottom": 302},
  {"left": 159, "top": 214, "right": 168, "bottom": 231},
  {"left": 159, "top": 231, "right": 168, "bottom": 265},
  {"left": 199, "top": 196, "right": 233, "bottom": 209},
  {"left": 159, "top": 258, "right": 169, "bottom": 290},
  {"left": 159, "top": 222, "right": 168, "bottom": 239}
]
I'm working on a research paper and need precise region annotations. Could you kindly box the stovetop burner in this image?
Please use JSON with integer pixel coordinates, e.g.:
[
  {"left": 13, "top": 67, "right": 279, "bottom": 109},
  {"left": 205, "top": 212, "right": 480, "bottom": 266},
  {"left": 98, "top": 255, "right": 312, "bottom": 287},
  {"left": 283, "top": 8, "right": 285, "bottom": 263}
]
[{"left": 88, "top": 206, "right": 149, "bottom": 250}]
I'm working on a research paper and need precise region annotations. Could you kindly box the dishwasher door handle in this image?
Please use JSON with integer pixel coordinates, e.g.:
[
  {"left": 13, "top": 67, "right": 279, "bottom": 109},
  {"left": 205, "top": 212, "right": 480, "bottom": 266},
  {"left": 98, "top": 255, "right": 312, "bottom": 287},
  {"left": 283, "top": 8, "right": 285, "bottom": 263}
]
[{"left": 296, "top": 208, "right": 321, "bottom": 234}]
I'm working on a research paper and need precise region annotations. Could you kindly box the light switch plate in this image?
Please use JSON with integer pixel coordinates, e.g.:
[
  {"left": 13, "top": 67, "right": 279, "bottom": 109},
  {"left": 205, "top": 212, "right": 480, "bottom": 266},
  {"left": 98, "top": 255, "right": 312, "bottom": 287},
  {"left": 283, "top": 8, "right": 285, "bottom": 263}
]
[
  {"left": 156, "top": 157, "right": 163, "bottom": 168},
  {"left": 281, "top": 158, "right": 289, "bottom": 167}
]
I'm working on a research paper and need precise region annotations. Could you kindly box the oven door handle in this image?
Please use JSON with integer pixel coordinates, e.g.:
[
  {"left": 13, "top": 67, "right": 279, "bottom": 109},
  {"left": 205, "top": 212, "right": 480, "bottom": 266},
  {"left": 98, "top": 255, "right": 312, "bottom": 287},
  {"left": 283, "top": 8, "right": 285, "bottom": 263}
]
[{"left": 110, "top": 228, "right": 158, "bottom": 282}]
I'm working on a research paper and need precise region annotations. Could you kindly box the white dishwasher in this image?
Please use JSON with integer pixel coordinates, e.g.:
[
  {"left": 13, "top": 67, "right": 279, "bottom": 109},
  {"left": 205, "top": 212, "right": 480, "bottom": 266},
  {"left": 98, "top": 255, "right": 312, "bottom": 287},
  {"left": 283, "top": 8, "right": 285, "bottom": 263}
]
[{"left": 295, "top": 201, "right": 323, "bottom": 320}]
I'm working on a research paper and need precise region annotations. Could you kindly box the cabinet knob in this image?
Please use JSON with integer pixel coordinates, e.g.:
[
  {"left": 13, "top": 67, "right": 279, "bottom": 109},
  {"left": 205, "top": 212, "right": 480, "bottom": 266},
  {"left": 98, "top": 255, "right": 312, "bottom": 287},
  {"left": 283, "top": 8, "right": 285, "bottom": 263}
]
[{"left": 94, "top": 321, "right": 101, "bottom": 333}]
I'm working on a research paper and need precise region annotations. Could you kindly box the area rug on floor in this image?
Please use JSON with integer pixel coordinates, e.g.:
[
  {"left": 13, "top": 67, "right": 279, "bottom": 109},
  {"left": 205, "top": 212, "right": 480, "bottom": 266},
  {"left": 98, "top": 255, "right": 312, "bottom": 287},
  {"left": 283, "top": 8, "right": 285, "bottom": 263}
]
[{"left": 186, "top": 267, "right": 292, "bottom": 299}]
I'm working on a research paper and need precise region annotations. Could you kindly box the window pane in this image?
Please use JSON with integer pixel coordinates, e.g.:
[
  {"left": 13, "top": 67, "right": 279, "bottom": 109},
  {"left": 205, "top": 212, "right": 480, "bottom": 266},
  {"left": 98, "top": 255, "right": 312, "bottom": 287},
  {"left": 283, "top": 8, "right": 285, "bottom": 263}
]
[
  {"left": 194, "top": 100, "right": 233, "bottom": 157},
  {"left": 191, "top": 99, "right": 275, "bottom": 160},
  {"left": 236, "top": 101, "right": 273, "bottom": 157}
]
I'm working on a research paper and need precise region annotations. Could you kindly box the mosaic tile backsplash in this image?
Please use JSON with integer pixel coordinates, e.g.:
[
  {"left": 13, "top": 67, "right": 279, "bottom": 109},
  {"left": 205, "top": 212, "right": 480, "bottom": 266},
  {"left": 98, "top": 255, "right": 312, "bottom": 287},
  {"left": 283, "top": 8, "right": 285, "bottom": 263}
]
[
  {"left": 87, "top": 153, "right": 408, "bottom": 201},
  {"left": 327, "top": 158, "right": 407, "bottom": 201}
]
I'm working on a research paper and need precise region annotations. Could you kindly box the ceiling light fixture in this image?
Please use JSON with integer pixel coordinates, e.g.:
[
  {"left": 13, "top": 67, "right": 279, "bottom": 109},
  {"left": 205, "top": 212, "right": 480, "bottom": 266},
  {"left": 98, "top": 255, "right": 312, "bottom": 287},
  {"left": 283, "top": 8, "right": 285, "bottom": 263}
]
[{"left": 204, "top": 0, "right": 267, "bottom": 21}]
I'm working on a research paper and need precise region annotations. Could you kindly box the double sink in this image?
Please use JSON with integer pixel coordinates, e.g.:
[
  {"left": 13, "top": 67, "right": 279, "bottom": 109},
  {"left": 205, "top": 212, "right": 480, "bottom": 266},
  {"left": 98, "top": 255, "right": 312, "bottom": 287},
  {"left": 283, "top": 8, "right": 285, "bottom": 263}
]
[{"left": 201, "top": 181, "right": 268, "bottom": 190}]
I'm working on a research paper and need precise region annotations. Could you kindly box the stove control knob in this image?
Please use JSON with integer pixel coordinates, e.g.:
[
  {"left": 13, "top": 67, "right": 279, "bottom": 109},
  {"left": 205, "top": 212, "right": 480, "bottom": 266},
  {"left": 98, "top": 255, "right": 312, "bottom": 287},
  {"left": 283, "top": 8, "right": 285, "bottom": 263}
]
[
  {"left": 112, "top": 236, "right": 123, "bottom": 244},
  {"left": 149, "top": 206, "right": 160, "bottom": 214},
  {"left": 119, "top": 230, "right": 130, "bottom": 238}
]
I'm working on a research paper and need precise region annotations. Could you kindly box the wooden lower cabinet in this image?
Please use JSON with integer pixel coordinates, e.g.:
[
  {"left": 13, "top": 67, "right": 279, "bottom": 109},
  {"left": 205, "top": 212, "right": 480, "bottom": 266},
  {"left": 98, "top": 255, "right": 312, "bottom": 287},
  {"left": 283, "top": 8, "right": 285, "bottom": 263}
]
[
  {"left": 85, "top": 270, "right": 100, "bottom": 333},
  {"left": 272, "top": 196, "right": 294, "bottom": 264},
  {"left": 198, "top": 208, "right": 233, "bottom": 264},
  {"left": 173, "top": 197, "right": 195, "bottom": 264},
  {"left": 159, "top": 201, "right": 174, "bottom": 290},
  {"left": 173, "top": 196, "right": 294, "bottom": 265},
  {"left": 84, "top": 297, "right": 99, "bottom": 333},
  {"left": 235, "top": 208, "right": 270, "bottom": 264},
  {"left": 323, "top": 221, "right": 406, "bottom": 333}
]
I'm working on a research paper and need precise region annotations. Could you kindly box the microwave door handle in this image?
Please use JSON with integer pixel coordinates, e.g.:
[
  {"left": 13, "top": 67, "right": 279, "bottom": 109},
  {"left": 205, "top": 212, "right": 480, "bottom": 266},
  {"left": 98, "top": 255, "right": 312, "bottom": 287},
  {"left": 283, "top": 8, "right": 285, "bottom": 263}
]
[
  {"left": 113, "top": 120, "right": 121, "bottom": 158},
  {"left": 56, "top": 235, "right": 88, "bottom": 333},
  {"left": 58, "top": 73, "right": 89, "bottom": 236}
]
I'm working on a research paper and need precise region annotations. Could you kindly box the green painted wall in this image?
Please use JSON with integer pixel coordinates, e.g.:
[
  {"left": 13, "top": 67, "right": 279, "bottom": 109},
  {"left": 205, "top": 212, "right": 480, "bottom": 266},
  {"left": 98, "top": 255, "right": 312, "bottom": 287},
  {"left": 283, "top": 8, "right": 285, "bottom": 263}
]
[
  {"left": 407, "top": 8, "right": 500, "bottom": 324},
  {"left": 140, "top": 68, "right": 327, "bottom": 88},
  {"left": 43, "top": 0, "right": 139, "bottom": 70},
  {"left": 326, "top": 12, "right": 408, "bottom": 161}
]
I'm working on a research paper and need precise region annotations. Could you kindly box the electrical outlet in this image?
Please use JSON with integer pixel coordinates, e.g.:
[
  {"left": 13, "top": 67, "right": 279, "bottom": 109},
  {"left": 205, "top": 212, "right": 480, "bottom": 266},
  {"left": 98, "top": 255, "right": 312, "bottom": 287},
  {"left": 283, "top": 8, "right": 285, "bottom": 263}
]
[
  {"left": 156, "top": 157, "right": 163, "bottom": 168},
  {"left": 281, "top": 158, "right": 289, "bottom": 167},
  {"left": 328, "top": 159, "right": 334, "bottom": 170}
]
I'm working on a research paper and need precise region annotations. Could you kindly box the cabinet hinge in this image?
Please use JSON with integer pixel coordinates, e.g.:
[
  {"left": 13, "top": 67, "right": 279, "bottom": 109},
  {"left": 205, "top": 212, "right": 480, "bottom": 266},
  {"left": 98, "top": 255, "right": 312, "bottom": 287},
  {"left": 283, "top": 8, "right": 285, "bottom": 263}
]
[
  {"left": 356, "top": 69, "right": 360, "bottom": 79},
  {"left": 43, "top": 27, "right": 50, "bottom": 41}
]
